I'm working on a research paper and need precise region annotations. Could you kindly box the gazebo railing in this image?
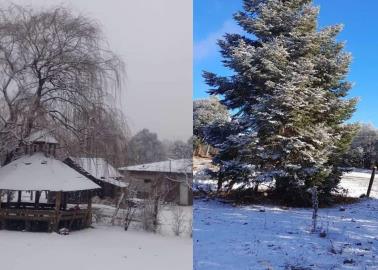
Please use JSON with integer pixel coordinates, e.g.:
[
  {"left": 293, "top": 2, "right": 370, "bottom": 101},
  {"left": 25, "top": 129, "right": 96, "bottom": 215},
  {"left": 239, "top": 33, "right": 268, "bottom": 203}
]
[
  {"left": 0, "top": 207, "right": 90, "bottom": 232},
  {"left": 0, "top": 208, "right": 56, "bottom": 221},
  {"left": 2, "top": 202, "right": 56, "bottom": 210},
  {"left": 0, "top": 190, "right": 94, "bottom": 232},
  {"left": 0, "top": 208, "right": 88, "bottom": 220}
]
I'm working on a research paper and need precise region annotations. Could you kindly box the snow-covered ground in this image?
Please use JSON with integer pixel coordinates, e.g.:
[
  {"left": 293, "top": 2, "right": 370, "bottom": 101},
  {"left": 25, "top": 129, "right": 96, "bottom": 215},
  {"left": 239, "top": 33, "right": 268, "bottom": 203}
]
[
  {"left": 0, "top": 203, "right": 192, "bottom": 270},
  {"left": 194, "top": 198, "right": 378, "bottom": 270},
  {"left": 92, "top": 203, "right": 193, "bottom": 237},
  {"left": 0, "top": 225, "right": 192, "bottom": 270},
  {"left": 194, "top": 158, "right": 378, "bottom": 269},
  {"left": 340, "top": 170, "right": 377, "bottom": 199}
]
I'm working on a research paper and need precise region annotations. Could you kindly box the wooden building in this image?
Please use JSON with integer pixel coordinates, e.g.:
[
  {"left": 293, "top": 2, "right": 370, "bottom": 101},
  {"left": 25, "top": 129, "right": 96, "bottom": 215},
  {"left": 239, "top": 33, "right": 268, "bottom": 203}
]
[
  {"left": 64, "top": 157, "right": 127, "bottom": 199},
  {"left": 0, "top": 131, "right": 100, "bottom": 232},
  {"left": 119, "top": 159, "right": 193, "bottom": 206}
]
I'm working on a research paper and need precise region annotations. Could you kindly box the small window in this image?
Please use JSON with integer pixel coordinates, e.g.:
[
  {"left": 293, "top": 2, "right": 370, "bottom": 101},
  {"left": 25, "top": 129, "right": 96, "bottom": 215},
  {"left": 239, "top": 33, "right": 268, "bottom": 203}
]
[{"left": 144, "top": 179, "right": 151, "bottom": 184}]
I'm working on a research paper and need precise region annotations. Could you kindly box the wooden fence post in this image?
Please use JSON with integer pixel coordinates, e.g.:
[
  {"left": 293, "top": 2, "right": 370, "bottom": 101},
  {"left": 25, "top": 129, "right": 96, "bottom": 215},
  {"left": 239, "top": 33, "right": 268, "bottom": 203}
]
[
  {"left": 367, "top": 166, "right": 376, "bottom": 198},
  {"left": 310, "top": 187, "right": 318, "bottom": 233}
]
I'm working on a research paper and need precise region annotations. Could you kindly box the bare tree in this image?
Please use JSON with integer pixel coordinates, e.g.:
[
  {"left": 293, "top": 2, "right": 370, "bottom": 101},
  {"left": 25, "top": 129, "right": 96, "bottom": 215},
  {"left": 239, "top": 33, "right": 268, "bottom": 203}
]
[
  {"left": 138, "top": 180, "right": 175, "bottom": 233},
  {"left": 171, "top": 205, "right": 186, "bottom": 236},
  {"left": 187, "top": 216, "right": 192, "bottom": 238},
  {"left": 165, "top": 139, "right": 192, "bottom": 159},
  {"left": 139, "top": 194, "right": 162, "bottom": 233},
  {"left": 165, "top": 159, "right": 193, "bottom": 192},
  {"left": 61, "top": 106, "right": 129, "bottom": 167},
  {"left": 0, "top": 5, "right": 125, "bottom": 164}
]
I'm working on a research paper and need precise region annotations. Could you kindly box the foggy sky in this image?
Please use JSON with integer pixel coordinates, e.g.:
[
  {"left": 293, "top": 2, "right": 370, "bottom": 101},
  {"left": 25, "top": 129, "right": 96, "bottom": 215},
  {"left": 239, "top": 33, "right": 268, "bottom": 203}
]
[{"left": 1, "top": 0, "right": 193, "bottom": 141}]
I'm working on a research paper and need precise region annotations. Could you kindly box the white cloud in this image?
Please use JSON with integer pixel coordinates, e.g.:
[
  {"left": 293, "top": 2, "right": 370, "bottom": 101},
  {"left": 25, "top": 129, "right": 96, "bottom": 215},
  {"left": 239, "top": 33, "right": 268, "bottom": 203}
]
[{"left": 194, "top": 20, "right": 242, "bottom": 61}]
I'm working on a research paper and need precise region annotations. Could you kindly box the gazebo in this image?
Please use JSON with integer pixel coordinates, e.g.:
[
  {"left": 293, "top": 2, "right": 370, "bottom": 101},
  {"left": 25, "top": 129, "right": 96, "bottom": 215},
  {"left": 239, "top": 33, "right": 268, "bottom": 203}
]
[{"left": 0, "top": 131, "right": 100, "bottom": 232}]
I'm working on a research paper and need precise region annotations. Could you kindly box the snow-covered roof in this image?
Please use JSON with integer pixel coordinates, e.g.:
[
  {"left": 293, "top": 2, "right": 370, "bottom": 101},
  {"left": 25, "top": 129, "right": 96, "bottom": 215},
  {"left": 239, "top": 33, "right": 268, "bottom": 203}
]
[
  {"left": 26, "top": 130, "right": 58, "bottom": 144},
  {"left": 119, "top": 159, "right": 192, "bottom": 174},
  {"left": 70, "top": 157, "right": 126, "bottom": 188},
  {"left": 0, "top": 153, "right": 100, "bottom": 191}
]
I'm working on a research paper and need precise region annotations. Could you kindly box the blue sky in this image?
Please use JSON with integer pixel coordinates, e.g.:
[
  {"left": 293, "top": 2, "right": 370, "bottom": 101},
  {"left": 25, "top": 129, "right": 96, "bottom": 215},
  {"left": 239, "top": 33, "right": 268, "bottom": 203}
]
[{"left": 194, "top": 0, "right": 378, "bottom": 127}]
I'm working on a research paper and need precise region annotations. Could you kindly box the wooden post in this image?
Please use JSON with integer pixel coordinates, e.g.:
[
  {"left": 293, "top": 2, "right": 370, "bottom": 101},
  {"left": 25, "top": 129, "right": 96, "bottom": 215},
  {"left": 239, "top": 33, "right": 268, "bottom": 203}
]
[
  {"left": 17, "top": 191, "right": 22, "bottom": 203},
  {"left": 18, "top": 191, "right": 22, "bottom": 230},
  {"left": 86, "top": 191, "right": 92, "bottom": 227},
  {"left": 35, "top": 191, "right": 41, "bottom": 209},
  {"left": 367, "top": 166, "right": 376, "bottom": 198},
  {"left": 6, "top": 191, "right": 11, "bottom": 204},
  {"left": 54, "top": 192, "right": 62, "bottom": 232},
  {"left": 310, "top": 187, "right": 318, "bottom": 233},
  {"left": 0, "top": 189, "right": 3, "bottom": 230},
  {"left": 62, "top": 193, "right": 67, "bottom": 211}
]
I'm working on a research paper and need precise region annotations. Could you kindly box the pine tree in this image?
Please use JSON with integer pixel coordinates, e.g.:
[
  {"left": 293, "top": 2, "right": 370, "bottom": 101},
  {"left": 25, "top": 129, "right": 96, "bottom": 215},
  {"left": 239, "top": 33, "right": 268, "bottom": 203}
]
[{"left": 204, "top": 0, "right": 357, "bottom": 204}]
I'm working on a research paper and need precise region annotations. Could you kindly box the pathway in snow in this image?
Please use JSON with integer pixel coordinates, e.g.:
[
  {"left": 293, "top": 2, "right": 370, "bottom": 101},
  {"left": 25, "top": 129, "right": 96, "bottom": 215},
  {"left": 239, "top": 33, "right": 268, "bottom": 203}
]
[
  {"left": 0, "top": 226, "right": 192, "bottom": 270},
  {"left": 194, "top": 199, "right": 378, "bottom": 270}
]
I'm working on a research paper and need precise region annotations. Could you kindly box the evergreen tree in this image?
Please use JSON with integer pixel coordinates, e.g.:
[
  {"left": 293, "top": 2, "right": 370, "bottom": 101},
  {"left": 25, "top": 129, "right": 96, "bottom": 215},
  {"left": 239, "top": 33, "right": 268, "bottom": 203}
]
[
  {"left": 204, "top": 0, "right": 357, "bottom": 204},
  {"left": 167, "top": 140, "right": 192, "bottom": 159},
  {"left": 193, "top": 97, "right": 230, "bottom": 156},
  {"left": 127, "top": 129, "right": 166, "bottom": 165}
]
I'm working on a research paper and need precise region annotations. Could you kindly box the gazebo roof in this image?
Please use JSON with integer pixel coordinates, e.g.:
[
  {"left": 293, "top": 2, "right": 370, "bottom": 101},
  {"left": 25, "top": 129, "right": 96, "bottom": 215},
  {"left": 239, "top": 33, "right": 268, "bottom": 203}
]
[{"left": 0, "top": 153, "right": 100, "bottom": 191}]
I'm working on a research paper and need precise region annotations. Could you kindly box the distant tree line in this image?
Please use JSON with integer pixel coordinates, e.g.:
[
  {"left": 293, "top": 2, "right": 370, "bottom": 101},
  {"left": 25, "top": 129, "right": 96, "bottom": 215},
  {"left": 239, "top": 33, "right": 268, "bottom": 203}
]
[
  {"left": 342, "top": 124, "right": 378, "bottom": 169},
  {"left": 126, "top": 128, "right": 192, "bottom": 165}
]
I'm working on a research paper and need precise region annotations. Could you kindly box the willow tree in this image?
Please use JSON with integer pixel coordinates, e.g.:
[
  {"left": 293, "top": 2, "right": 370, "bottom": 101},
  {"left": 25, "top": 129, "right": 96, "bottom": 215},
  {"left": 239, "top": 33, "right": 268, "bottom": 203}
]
[
  {"left": 204, "top": 0, "right": 357, "bottom": 203},
  {"left": 0, "top": 5, "right": 126, "bottom": 164}
]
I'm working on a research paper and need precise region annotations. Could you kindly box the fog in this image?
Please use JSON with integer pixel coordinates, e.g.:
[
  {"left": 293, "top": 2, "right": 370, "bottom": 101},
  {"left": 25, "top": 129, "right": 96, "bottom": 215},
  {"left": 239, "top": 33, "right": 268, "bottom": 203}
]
[{"left": 1, "top": 0, "right": 193, "bottom": 141}]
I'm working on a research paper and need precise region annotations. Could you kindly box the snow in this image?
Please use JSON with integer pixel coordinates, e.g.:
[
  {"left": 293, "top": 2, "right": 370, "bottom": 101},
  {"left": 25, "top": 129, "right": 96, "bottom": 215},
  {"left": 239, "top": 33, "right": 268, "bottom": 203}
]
[
  {"left": 120, "top": 159, "right": 192, "bottom": 174},
  {"left": 26, "top": 130, "right": 58, "bottom": 144},
  {"left": 0, "top": 202, "right": 192, "bottom": 269},
  {"left": 0, "top": 153, "right": 100, "bottom": 191},
  {"left": 69, "top": 157, "right": 127, "bottom": 188},
  {"left": 194, "top": 158, "right": 378, "bottom": 269},
  {"left": 340, "top": 170, "right": 377, "bottom": 198},
  {"left": 194, "top": 199, "right": 378, "bottom": 270},
  {"left": 194, "top": 157, "right": 378, "bottom": 199},
  {"left": 0, "top": 225, "right": 192, "bottom": 270},
  {"left": 92, "top": 204, "right": 193, "bottom": 237}
]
